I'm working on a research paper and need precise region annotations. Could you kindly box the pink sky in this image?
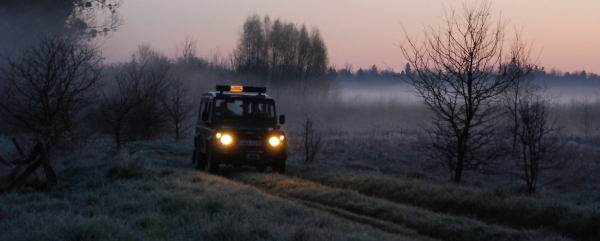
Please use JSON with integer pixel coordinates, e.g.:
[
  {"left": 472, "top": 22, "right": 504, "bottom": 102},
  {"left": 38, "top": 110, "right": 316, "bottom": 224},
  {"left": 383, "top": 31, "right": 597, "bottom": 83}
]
[{"left": 100, "top": 0, "right": 600, "bottom": 74}]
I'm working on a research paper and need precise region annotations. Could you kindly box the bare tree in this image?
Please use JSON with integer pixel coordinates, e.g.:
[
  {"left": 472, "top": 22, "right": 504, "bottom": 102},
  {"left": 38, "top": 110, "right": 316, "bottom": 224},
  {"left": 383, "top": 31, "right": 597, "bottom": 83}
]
[
  {"left": 209, "top": 48, "right": 231, "bottom": 69},
  {"left": 512, "top": 93, "right": 562, "bottom": 194},
  {"left": 126, "top": 45, "right": 171, "bottom": 140},
  {"left": 498, "top": 32, "right": 562, "bottom": 194},
  {"left": 501, "top": 32, "right": 536, "bottom": 153},
  {"left": 101, "top": 44, "right": 171, "bottom": 150},
  {"left": 299, "top": 115, "right": 323, "bottom": 164},
  {"left": 175, "top": 34, "right": 199, "bottom": 65},
  {"left": 399, "top": 2, "right": 529, "bottom": 183},
  {"left": 163, "top": 77, "right": 195, "bottom": 142},
  {"left": 0, "top": 34, "right": 102, "bottom": 151},
  {"left": 101, "top": 64, "right": 143, "bottom": 151}
]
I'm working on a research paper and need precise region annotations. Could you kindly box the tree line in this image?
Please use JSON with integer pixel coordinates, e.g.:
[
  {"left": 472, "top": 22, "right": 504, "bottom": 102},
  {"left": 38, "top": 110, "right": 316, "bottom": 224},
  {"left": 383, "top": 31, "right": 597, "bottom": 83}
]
[
  {"left": 233, "top": 15, "right": 329, "bottom": 90},
  {"left": 327, "top": 63, "right": 600, "bottom": 84}
]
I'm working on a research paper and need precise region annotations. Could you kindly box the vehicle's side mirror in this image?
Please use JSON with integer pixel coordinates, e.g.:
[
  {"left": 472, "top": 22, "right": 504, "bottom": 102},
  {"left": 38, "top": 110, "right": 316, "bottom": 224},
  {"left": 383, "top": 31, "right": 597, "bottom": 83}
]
[
  {"left": 279, "top": 115, "right": 285, "bottom": 125},
  {"left": 201, "top": 112, "right": 209, "bottom": 122}
]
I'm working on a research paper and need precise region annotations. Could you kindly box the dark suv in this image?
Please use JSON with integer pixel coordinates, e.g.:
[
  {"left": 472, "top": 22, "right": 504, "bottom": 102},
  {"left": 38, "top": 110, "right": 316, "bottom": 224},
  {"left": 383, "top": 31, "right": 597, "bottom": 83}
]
[{"left": 192, "top": 85, "right": 287, "bottom": 173}]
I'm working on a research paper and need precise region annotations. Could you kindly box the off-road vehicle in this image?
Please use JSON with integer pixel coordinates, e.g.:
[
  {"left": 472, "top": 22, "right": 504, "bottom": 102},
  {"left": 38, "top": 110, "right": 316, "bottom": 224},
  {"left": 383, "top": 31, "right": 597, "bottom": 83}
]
[{"left": 192, "top": 85, "right": 287, "bottom": 173}]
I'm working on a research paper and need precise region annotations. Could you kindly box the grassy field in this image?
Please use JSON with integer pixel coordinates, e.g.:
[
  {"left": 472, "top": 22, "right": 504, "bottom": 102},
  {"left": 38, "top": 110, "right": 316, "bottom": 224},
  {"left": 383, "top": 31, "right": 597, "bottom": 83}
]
[{"left": 1, "top": 134, "right": 596, "bottom": 241}]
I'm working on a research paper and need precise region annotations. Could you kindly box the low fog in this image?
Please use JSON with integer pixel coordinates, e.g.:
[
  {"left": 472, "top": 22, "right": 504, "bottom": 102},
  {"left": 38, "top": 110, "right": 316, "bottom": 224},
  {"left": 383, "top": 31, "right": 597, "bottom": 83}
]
[{"left": 282, "top": 79, "right": 600, "bottom": 134}]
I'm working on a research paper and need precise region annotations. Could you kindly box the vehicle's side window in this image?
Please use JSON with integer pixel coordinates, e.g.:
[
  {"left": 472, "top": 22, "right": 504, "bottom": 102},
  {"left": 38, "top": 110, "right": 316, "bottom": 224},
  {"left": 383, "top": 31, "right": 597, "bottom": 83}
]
[
  {"left": 198, "top": 101, "right": 212, "bottom": 122},
  {"left": 199, "top": 101, "right": 205, "bottom": 117},
  {"left": 206, "top": 102, "right": 212, "bottom": 120},
  {"left": 264, "top": 103, "right": 274, "bottom": 117}
]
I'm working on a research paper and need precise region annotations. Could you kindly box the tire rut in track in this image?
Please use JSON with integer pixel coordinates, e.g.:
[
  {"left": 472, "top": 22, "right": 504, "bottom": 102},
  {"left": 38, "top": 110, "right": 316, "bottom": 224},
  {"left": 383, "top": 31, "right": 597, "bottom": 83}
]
[
  {"left": 279, "top": 194, "right": 436, "bottom": 241},
  {"left": 228, "top": 172, "right": 570, "bottom": 241}
]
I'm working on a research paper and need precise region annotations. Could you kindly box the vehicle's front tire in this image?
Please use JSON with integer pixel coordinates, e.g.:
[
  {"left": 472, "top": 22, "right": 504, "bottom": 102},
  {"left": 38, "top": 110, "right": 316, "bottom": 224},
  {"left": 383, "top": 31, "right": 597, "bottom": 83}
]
[
  {"left": 205, "top": 149, "right": 219, "bottom": 174},
  {"left": 195, "top": 151, "right": 206, "bottom": 170},
  {"left": 272, "top": 159, "right": 286, "bottom": 173},
  {"left": 192, "top": 149, "right": 197, "bottom": 164}
]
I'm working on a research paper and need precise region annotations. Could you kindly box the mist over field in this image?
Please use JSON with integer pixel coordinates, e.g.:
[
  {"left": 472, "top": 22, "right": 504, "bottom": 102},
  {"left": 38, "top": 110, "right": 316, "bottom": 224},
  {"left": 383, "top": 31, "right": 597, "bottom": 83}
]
[
  {"left": 276, "top": 78, "right": 600, "bottom": 135},
  {"left": 340, "top": 81, "right": 600, "bottom": 104}
]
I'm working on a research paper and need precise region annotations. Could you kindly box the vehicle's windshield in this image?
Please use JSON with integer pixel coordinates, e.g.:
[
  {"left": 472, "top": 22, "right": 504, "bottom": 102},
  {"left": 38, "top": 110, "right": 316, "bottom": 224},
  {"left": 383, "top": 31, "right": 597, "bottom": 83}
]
[{"left": 213, "top": 99, "right": 275, "bottom": 118}]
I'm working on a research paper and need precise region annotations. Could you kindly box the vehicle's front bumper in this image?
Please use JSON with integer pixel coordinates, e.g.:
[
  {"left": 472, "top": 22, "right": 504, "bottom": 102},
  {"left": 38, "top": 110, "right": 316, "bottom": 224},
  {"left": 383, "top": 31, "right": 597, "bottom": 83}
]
[{"left": 212, "top": 146, "right": 287, "bottom": 165}]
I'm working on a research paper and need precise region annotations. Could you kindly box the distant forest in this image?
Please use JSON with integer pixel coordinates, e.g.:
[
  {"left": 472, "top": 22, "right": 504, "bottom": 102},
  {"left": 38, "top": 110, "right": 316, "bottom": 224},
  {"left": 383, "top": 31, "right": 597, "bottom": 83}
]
[{"left": 328, "top": 63, "right": 600, "bottom": 84}]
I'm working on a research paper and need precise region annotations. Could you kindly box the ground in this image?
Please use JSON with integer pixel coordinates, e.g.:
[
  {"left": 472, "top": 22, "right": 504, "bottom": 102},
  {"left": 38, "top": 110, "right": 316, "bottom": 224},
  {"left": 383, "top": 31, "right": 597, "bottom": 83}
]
[{"left": 1, "top": 135, "right": 597, "bottom": 241}]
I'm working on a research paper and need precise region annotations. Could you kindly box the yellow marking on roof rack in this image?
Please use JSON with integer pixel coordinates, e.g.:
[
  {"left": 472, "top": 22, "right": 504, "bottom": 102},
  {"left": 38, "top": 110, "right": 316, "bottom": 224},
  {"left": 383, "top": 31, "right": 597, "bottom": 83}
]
[{"left": 230, "top": 85, "right": 243, "bottom": 92}]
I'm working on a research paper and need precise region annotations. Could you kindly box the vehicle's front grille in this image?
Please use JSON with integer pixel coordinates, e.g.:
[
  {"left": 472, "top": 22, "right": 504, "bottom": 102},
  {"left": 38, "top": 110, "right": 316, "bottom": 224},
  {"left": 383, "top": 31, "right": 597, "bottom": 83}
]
[{"left": 239, "top": 140, "right": 262, "bottom": 146}]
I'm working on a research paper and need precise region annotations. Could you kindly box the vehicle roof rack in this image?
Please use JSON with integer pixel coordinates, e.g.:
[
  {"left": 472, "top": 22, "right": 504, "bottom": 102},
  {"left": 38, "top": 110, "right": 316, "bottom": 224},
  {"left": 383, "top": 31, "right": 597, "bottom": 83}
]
[{"left": 216, "top": 85, "right": 266, "bottom": 95}]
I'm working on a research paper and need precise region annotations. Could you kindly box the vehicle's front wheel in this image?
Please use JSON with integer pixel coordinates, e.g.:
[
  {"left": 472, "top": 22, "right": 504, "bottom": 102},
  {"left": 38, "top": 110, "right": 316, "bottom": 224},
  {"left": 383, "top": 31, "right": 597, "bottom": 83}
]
[
  {"left": 272, "top": 159, "right": 286, "bottom": 173},
  {"left": 205, "top": 149, "right": 219, "bottom": 174},
  {"left": 195, "top": 151, "right": 206, "bottom": 170},
  {"left": 192, "top": 148, "right": 197, "bottom": 164},
  {"left": 192, "top": 138, "right": 199, "bottom": 164}
]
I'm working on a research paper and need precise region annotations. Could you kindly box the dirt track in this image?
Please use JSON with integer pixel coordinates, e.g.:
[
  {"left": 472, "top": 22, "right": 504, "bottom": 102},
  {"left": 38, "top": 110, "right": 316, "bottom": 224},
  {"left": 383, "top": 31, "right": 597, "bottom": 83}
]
[{"left": 227, "top": 171, "right": 570, "bottom": 241}]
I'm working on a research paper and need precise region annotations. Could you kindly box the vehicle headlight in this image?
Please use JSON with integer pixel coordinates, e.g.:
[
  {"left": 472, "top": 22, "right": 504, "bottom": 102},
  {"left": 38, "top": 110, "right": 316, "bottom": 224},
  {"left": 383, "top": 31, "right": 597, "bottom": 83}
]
[
  {"left": 220, "top": 134, "right": 232, "bottom": 145},
  {"left": 269, "top": 136, "right": 280, "bottom": 146}
]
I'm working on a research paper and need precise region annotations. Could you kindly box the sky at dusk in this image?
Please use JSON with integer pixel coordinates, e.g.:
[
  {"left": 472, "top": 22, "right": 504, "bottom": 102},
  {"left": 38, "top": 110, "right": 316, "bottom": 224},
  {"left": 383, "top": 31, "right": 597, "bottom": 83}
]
[{"left": 100, "top": 0, "right": 600, "bottom": 74}]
